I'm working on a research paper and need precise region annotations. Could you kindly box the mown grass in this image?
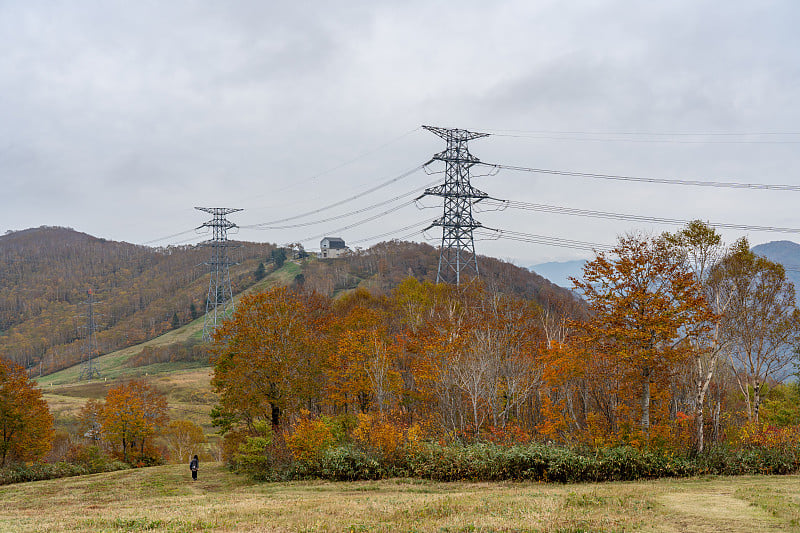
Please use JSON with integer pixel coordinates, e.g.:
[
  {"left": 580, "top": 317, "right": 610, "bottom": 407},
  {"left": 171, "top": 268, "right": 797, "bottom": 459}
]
[{"left": 2, "top": 463, "right": 799, "bottom": 532}]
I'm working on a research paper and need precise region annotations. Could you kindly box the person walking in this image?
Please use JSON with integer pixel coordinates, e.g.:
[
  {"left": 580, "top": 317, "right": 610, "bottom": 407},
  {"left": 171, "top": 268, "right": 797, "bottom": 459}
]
[{"left": 189, "top": 454, "right": 199, "bottom": 481}]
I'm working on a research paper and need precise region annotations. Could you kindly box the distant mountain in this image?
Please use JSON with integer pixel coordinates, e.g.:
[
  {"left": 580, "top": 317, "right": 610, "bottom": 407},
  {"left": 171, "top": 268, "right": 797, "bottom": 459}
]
[
  {"left": 529, "top": 260, "right": 587, "bottom": 289},
  {"left": 751, "top": 240, "right": 800, "bottom": 298}
]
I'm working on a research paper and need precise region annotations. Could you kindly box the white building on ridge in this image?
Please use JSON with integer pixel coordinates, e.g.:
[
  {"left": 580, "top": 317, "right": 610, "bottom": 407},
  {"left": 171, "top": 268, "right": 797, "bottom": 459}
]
[{"left": 320, "top": 236, "right": 348, "bottom": 259}]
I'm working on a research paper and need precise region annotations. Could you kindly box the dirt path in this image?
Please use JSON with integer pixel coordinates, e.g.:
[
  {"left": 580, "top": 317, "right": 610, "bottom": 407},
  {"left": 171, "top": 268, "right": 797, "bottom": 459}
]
[{"left": 657, "top": 488, "right": 788, "bottom": 532}]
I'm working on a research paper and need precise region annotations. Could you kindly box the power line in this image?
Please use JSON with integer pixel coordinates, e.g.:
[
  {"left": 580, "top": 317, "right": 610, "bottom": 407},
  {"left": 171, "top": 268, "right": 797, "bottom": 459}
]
[
  {"left": 299, "top": 199, "right": 419, "bottom": 244},
  {"left": 241, "top": 181, "right": 438, "bottom": 231},
  {"left": 479, "top": 129, "right": 800, "bottom": 144},
  {"left": 482, "top": 128, "right": 800, "bottom": 136},
  {"left": 476, "top": 228, "right": 613, "bottom": 253},
  {"left": 347, "top": 219, "right": 431, "bottom": 245},
  {"left": 487, "top": 164, "right": 800, "bottom": 191},
  {"left": 485, "top": 199, "right": 800, "bottom": 234},
  {"left": 141, "top": 228, "right": 198, "bottom": 246},
  {"left": 476, "top": 229, "right": 613, "bottom": 251},
  {"left": 243, "top": 126, "right": 423, "bottom": 203},
  {"left": 246, "top": 164, "right": 426, "bottom": 228}
]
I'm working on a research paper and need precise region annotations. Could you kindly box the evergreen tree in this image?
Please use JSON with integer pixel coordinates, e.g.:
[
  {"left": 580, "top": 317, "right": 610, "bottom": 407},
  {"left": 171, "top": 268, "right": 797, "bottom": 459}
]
[
  {"left": 271, "top": 248, "right": 287, "bottom": 268},
  {"left": 189, "top": 302, "right": 199, "bottom": 320},
  {"left": 171, "top": 312, "right": 180, "bottom": 329},
  {"left": 254, "top": 262, "right": 266, "bottom": 281}
]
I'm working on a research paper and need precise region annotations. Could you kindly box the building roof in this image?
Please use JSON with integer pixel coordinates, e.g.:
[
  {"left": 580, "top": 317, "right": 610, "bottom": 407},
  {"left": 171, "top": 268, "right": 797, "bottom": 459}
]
[{"left": 321, "top": 236, "right": 346, "bottom": 249}]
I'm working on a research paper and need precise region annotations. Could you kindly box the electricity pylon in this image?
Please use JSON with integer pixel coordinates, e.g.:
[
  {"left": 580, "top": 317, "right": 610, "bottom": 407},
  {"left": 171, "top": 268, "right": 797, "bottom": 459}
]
[
  {"left": 196, "top": 207, "right": 242, "bottom": 341},
  {"left": 418, "top": 125, "right": 490, "bottom": 285},
  {"left": 79, "top": 288, "right": 101, "bottom": 380}
]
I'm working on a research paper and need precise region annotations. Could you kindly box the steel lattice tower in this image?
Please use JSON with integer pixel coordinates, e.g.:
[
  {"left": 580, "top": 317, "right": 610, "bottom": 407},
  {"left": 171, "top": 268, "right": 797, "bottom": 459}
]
[
  {"left": 196, "top": 207, "right": 242, "bottom": 341},
  {"left": 419, "top": 125, "right": 490, "bottom": 285},
  {"left": 79, "top": 288, "right": 101, "bottom": 380}
]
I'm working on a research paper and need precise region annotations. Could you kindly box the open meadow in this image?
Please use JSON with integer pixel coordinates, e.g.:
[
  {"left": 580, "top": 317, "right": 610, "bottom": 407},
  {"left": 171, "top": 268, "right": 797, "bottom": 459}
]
[{"left": 2, "top": 464, "right": 800, "bottom": 532}]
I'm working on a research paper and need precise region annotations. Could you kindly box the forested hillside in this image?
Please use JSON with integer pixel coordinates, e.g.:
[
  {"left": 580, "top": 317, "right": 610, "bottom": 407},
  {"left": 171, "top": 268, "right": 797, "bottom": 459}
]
[
  {"left": 0, "top": 229, "right": 577, "bottom": 378},
  {"left": 300, "top": 240, "right": 576, "bottom": 311},
  {"left": 0, "top": 227, "right": 274, "bottom": 373}
]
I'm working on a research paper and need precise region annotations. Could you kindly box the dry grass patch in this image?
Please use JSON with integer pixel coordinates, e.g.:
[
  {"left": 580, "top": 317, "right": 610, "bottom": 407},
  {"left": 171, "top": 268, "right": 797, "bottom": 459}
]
[
  {"left": 0, "top": 463, "right": 800, "bottom": 533},
  {"left": 3, "top": 465, "right": 800, "bottom": 532}
]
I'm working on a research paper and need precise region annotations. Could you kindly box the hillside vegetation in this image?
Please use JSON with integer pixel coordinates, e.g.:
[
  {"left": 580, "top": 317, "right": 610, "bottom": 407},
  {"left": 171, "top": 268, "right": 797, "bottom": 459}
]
[
  {"left": 0, "top": 226, "right": 275, "bottom": 374},
  {"left": 15, "top": 231, "right": 574, "bottom": 467},
  {"left": 2, "top": 228, "right": 573, "bottom": 381}
]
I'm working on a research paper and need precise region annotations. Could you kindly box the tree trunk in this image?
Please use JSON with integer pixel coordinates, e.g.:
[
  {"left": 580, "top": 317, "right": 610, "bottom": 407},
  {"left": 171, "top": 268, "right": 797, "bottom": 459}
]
[
  {"left": 696, "top": 406, "right": 704, "bottom": 453},
  {"left": 271, "top": 404, "right": 281, "bottom": 429},
  {"left": 641, "top": 368, "right": 651, "bottom": 435},
  {"left": 753, "top": 381, "right": 761, "bottom": 425}
]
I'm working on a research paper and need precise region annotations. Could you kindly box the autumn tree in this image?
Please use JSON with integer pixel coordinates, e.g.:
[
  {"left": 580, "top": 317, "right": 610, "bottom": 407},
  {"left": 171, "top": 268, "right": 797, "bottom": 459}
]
[
  {"left": 211, "top": 287, "right": 330, "bottom": 434},
  {"left": 392, "top": 281, "right": 544, "bottom": 439},
  {"left": 711, "top": 238, "right": 800, "bottom": 423},
  {"left": 446, "top": 288, "right": 544, "bottom": 437},
  {"left": 164, "top": 419, "right": 206, "bottom": 463},
  {"left": 326, "top": 289, "right": 400, "bottom": 414},
  {"left": 571, "top": 233, "right": 713, "bottom": 438},
  {"left": 78, "top": 398, "right": 103, "bottom": 442},
  {"left": 0, "top": 358, "right": 54, "bottom": 466},
  {"left": 665, "top": 220, "right": 729, "bottom": 452},
  {"left": 100, "top": 380, "right": 168, "bottom": 462}
]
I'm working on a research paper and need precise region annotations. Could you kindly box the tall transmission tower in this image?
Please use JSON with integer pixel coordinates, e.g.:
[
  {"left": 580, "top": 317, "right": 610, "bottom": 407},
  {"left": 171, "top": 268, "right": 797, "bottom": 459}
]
[
  {"left": 79, "top": 288, "right": 101, "bottom": 380},
  {"left": 196, "top": 207, "right": 242, "bottom": 341},
  {"left": 418, "top": 125, "right": 490, "bottom": 285}
]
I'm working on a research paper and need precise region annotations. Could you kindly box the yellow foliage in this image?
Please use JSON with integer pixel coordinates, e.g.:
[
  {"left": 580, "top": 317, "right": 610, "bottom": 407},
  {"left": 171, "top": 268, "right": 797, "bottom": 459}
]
[
  {"left": 352, "top": 413, "right": 407, "bottom": 460},
  {"left": 285, "top": 414, "right": 335, "bottom": 462}
]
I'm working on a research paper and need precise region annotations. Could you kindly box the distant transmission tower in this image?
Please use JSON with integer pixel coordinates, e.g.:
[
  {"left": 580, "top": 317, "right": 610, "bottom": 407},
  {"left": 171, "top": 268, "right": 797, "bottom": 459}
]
[
  {"left": 418, "top": 125, "right": 490, "bottom": 285},
  {"left": 196, "top": 207, "right": 242, "bottom": 341},
  {"left": 79, "top": 288, "right": 101, "bottom": 380}
]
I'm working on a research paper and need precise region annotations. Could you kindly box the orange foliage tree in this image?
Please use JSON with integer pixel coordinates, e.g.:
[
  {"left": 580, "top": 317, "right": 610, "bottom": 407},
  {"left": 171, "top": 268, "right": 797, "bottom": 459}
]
[
  {"left": 211, "top": 287, "right": 331, "bottom": 433},
  {"left": 567, "top": 233, "right": 713, "bottom": 443},
  {"left": 326, "top": 289, "right": 401, "bottom": 414},
  {"left": 100, "top": 380, "right": 168, "bottom": 462},
  {"left": 391, "top": 280, "right": 545, "bottom": 439},
  {"left": 0, "top": 358, "right": 54, "bottom": 466}
]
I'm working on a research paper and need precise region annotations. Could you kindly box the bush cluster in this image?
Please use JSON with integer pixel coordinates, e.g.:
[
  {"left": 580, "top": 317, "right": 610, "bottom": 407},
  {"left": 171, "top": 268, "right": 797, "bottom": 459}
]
[
  {"left": 407, "top": 443, "right": 698, "bottom": 482},
  {"left": 234, "top": 440, "right": 800, "bottom": 483},
  {"left": 0, "top": 458, "right": 129, "bottom": 486}
]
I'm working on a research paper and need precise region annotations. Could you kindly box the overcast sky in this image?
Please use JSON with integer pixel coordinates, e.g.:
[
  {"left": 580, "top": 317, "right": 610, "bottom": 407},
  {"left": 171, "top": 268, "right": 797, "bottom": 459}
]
[{"left": 2, "top": 1, "right": 799, "bottom": 266}]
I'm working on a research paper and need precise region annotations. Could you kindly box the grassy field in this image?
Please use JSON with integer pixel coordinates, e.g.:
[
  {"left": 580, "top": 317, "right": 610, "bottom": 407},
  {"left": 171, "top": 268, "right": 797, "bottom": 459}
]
[
  {"left": 20, "top": 260, "right": 800, "bottom": 531},
  {"left": 2, "top": 464, "right": 800, "bottom": 532}
]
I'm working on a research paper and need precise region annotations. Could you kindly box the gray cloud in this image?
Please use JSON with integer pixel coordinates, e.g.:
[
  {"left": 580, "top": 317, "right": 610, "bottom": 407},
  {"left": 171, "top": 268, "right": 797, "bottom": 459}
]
[{"left": 1, "top": 0, "right": 799, "bottom": 264}]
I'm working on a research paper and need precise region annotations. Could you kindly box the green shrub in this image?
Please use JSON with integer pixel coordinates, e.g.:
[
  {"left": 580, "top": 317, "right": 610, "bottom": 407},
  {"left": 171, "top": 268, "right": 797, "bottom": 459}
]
[
  {"left": 318, "top": 445, "right": 385, "bottom": 481},
  {"left": 406, "top": 443, "right": 702, "bottom": 483},
  {"left": 0, "top": 459, "right": 129, "bottom": 486},
  {"left": 240, "top": 438, "right": 800, "bottom": 483},
  {"left": 233, "top": 421, "right": 275, "bottom": 480},
  {"left": 695, "top": 444, "right": 800, "bottom": 476}
]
